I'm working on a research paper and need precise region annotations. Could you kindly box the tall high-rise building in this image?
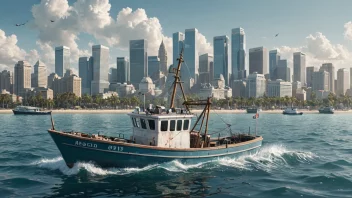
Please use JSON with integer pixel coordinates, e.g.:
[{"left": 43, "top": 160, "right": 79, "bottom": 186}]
[
  {"left": 117, "top": 57, "right": 130, "bottom": 84},
  {"left": 231, "top": 27, "right": 246, "bottom": 80},
  {"left": 337, "top": 68, "right": 350, "bottom": 96},
  {"left": 269, "top": 49, "right": 280, "bottom": 80},
  {"left": 55, "top": 46, "right": 70, "bottom": 77},
  {"left": 246, "top": 72, "right": 266, "bottom": 98},
  {"left": 14, "top": 61, "right": 31, "bottom": 96},
  {"left": 172, "top": 32, "right": 184, "bottom": 67},
  {"left": 148, "top": 56, "right": 160, "bottom": 80},
  {"left": 79, "top": 57, "right": 93, "bottom": 95},
  {"left": 293, "top": 52, "right": 306, "bottom": 86},
  {"left": 33, "top": 60, "right": 47, "bottom": 88},
  {"left": 0, "top": 70, "right": 13, "bottom": 93},
  {"left": 199, "top": 53, "right": 213, "bottom": 84},
  {"left": 306, "top": 66, "right": 318, "bottom": 88},
  {"left": 312, "top": 70, "right": 329, "bottom": 91},
  {"left": 158, "top": 40, "right": 168, "bottom": 75},
  {"left": 213, "top": 35, "right": 229, "bottom": 85},
  {"left": 130, "top": 39, "right": 148, "bottom": 88},
  {"left": 184, "top": 28, "right": 198, "bottom": 85},
  {"left": 276, "top": 59, "right": 290, "bottom": 82},
  {"left": 320, "top": 63, "right": 335, "bottom": 93},
  {"left": 91, "top": 45, "right": 109, "bottom": 95},
  {"left": 249, "top": 47, "right": 268, "bottom": 75}
]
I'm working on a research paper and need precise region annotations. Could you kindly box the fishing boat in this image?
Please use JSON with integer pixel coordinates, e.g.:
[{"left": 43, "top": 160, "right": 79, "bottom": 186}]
[
  {"left": 13, "top": 106, "right": 51, "bottom": 115},
  {"left": 319, "top": 106, "right": 334, "bottom": 114},
  {"left": 283, "top": 107, "right": 303, "bottom": 115},
  {"left": 47, "top": 50, "right": 263, "bottom": 168},
  {"left": 246, "top": 107, "right": 258, "bottom": 114}
]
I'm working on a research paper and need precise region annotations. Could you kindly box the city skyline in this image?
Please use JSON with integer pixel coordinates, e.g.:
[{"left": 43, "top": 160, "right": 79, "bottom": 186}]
[{"left": 1, "top": 0, "right": 352, "bottom": 75}]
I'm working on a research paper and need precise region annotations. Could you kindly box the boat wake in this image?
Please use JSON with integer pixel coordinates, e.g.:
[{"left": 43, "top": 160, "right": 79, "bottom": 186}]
[{"left": 32, "top": 145, "right": 317, "bottom": 176}]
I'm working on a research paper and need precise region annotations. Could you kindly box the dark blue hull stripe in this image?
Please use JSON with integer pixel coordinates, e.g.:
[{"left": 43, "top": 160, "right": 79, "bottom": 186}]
[{"left": 62, "top": 143, "right": 261, "bottom": 159}]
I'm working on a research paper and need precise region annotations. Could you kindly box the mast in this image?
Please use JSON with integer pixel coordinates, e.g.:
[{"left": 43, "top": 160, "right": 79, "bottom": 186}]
[{"left": 169, "top": 48, "right": 188, "bottom": 109}]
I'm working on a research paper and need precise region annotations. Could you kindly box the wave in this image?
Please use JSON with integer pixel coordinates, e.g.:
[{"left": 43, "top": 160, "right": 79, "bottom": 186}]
[
  {"left": 32, "top": 144, "right": 316, "bottom": 176},
  {"left": 218, "top": 144, "right": 317, "bottom": 171}
]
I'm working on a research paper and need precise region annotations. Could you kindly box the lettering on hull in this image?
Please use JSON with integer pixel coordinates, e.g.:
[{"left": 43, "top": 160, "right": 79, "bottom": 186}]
[{"left": 75, "top": 141, "right": 97, "bottom": 148}]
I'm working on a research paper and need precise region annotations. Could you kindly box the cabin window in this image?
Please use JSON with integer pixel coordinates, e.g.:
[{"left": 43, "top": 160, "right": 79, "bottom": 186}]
[
  {"left": 131, "top": 118, "right": 136, "bottom": 127},
  {"left": 148, "top": 120, "right": 155, "bottom": 130},
  {"left": 183, "top": 120, "right": 189, "bottom": 130},
  {"left": 161, "top": 121, "right": 168, "bottom": 131},
  {"left": 140, "top": 118, "right": 147, "bottom": 129},
  {"left": 170, "top": 120, "right": 176, "bottom": 131},
  {"left": 135, "top": 118, "right": 140, "bottom": 128},
  {"left": 177, "top": 120, "right": 182, "bottom": 131}
]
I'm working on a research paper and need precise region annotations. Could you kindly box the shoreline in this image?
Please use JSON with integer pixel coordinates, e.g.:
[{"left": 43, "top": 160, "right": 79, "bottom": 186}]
[{"left": 1, "top": 109, "right": 352, "bottom": 114}]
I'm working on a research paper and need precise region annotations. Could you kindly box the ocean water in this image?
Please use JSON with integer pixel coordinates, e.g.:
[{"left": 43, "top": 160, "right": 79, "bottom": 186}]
[{"left": 0, "top": 113, "right": 351, "bottom": 198}]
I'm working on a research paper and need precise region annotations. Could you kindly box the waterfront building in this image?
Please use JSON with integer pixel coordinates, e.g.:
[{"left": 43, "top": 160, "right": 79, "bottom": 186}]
[
  {"left": 314, "top": 90, "right": 331, "bottom": 100},
  {"left": 172, "top": 32, "right": 184, "bottom": 67},
  {"left": 293, "top": 52, "right": 306, "bottom": 86},
  {"left": 306, "top": 66, "right": 318, "bottom": 88},
  {"left": 130, "top": 39, "right": 148, "bottom": 88},
  {"left": 139, "top": 77, "right": 156, "bottom": 95},
  {"left": 231, "top": 27, "right": 246, "bottom": 80},
  {"left": 336, "top": 68, "right": 350, "bottom": 96},
  {"left": 199, "top": 53, "right": 213, "bottom": 84},
  {"left": 14, "top": 61, "right": 31, "bottom": 97},
  {"left": 232, "top": 80, "right": 246, "bottom": 98},
  {"left": 148, "top": 56, "right": 160, "bottom": 79},
  {"left": 296, "top": 88, "right": 306, "bottom": 101},
  {"left": 269, "top": 50, "right": 280, "bottom": 80},
  {"left": 79, "top": 57, "right": 93, "bottom": 95},
  {"left": 246, "top": 72, "right": 266, "bottom": 98},
  {"left": 198, "top": 75, "right": 232, "bottom": 100},
  {"left": 267, "top": 79, "right": 292, "bottom": 97},
  {"left": 312, "top": 70, "right": 329, "bottom": 91},
  {"left": 158, "top": 40, "right": 168, "bottom": 75},
  {"left": 249, "top": 47, "right": 268, "bottom": 75},
  {"left": 276, "top": 59, "right": 290, "bottom": 82},
  {"left": 213, "top": 35, "right": 229, "bottom": 85},
  {"left": 91, "top": 45, "right": 109, "bottom": 95},
  {"left": 0, "top": 70, "right": 13, "bottom": 93},
  {"left": 292, "top": 81, "right": 302, "bottom": 97},
  {"left": 117, "top": 57, "right": 130, "bottom": 84},
  {"left": 33, "top": 60, "right": 47, "bottom": 88},
  {"left": 55, "top": 46, "right": 70, "bottom": 77},
  {"left": 184, "top": 28, "right": 198, "bottom": 86},
  {"left": 52, "top": 69, "right": 81, "bottom": 97},
  {"left": 320, "top": 63, "right": 335, "bottom": 93}
]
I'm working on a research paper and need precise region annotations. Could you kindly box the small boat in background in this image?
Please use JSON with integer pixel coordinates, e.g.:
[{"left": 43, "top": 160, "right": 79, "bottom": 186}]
[
  {"left": 247, "top": 107, "right": 259, "bottom": 113},
  {"left": 283, "top": 107, "right": 303, "bottom": 115},
  {"left": 319, "top": 106, "right": 334, "bottom": 114},
  {"left": 13, "top": 106, "right": 51, "bottom": 115}
]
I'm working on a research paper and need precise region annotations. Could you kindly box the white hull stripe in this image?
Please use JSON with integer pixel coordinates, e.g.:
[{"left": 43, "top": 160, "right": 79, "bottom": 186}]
[{"left": 62, "top": 143, "right": 262, "bottom": 159}]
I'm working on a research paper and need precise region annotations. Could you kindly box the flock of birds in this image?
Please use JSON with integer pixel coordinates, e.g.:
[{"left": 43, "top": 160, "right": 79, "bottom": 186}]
[{"left": 15, "top": 20, "right": 54, "bottom": 26}]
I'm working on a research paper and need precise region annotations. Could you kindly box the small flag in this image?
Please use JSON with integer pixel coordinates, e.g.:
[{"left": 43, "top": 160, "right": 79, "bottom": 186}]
[{"left": 253, "top": 113, "right": 259, "bottom": 119}]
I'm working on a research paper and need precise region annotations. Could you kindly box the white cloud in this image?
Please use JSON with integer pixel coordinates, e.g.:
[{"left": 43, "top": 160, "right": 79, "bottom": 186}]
[
  {"left": 0, "top": 29, "right": 27, "bottom": 71},
  {"left": 344, "top": 21, "right": 352, "bottom": 41}
]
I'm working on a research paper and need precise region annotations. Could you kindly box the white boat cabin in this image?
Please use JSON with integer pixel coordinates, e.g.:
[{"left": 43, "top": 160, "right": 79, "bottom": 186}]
[{"left": 128, "top": 106, "right": 195, "bottom": 149}]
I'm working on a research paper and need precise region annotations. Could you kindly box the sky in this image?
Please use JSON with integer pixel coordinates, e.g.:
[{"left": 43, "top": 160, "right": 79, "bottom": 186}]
[{"left": 1, "top": 0, "right": 352, "bottom": 74}]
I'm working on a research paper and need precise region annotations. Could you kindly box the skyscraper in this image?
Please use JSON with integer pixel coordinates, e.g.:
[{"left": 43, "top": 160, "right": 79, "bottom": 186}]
[
  {"left": 246, "top": 72, "right": 266, "bottom": 98},
  {"left": 14, "top": 61, "right": 31, "bottom": 97},
  {"left": 269, "top": 49, "right": 280, "bottom": 80},
  {"left": 91, "top": 45, "right": 109, "bottom": 95},
  {"left": 148, "top": 56, "right": 160, "bottom": 80},
  {"left": 79, "top": 57, "right": 93, "bottom": 95},
  {"left": 337, "top": 68, "right": 349, "bottom": 96},
  {"left": 312, "top": 70, "right": 329, "bottom": 91},
  {"left": 0, "top": 70, "right": 13, "bottom": 93},
  {"left": 306, "top": 66, "right": 318, "bottom": 88},
  {"left": 158, "top": 40, "right": 168, "bottom": 75},
  {"left": 33, "top": 60, "right": 47, "bottom": 88},
  {"left": 293, "top": 52, "right": 306, "bottom": 86},
  {"left": 213, "top": 35, "right": 229, "bottom": 85},
  {"left": 199, "top": 53, "right": 213, "bottom": 84},
  {"left": 130, "top": 39, "right": 148, "bottom": 88},
  {"left": 184, "top": 28, "right": 198, "bottom": 85},
  {"left": 320, "top": 63, "right": 335, "bottom": 93},
  {"left": 231, "top": 27, "right": 246, "bottom": 80},
  {"left": 249, "top": 47, "right": 268, "bottom": 75},
  {"left": 55, "top": 46, "right": 70, "bottom": 77},
  {"left": 276, "top": 59, "right": 290, "bottom": 82},
  {"left": 117, "top": 57, "right": 130, "bottom": 84},
  {"left": 172, "top": 32, "right": 184, "bottom": 67}
]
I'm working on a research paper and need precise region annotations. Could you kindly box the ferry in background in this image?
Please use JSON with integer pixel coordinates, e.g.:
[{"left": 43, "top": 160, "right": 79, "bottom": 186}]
[
  {"left": 319, "top": 106, "right": 334, "bottom": 114},
  {"left": 13, "top": 106, "right": 51, "bottom": 115},
  {"left": 283, "top": 107, "right": 303, "bottom": 115}
]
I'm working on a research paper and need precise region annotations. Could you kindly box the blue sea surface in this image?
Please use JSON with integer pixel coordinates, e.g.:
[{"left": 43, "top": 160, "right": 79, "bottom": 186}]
[{"left": 0, "top": 113, "right": 351, "bottom": 197}]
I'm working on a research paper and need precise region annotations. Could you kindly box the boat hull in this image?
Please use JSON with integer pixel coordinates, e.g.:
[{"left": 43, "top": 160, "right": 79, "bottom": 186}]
[
  {"left": 283, "top": 112, "right": 303, "bottom": 115},
  {"left": 48, "top": 130, "right": 263, "bottom": 168},
  {"left": 13, "top": 110, "right": 51, "bottom": 115},
  {"left": 319, "top": 110, "right": 334, "bottom": 114}
]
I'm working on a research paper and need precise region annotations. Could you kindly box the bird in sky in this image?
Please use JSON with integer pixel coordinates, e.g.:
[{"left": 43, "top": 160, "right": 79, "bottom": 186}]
[
  {"left": 275, "top": 33, "right": 279, "bottom": 37},
  {"left": 15, "top": 21, "right": 28, "bottom": 26},
  {"left": 50, "top": 20, "right": 55, "bottom": 22}
]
